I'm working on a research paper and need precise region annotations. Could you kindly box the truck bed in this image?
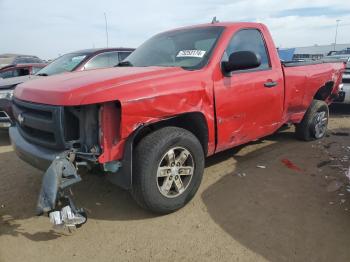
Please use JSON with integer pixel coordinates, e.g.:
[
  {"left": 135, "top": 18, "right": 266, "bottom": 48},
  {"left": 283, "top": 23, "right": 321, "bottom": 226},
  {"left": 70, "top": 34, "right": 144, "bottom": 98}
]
[{"left": 281, "top": 60, "right": 345, "bottom": 122}]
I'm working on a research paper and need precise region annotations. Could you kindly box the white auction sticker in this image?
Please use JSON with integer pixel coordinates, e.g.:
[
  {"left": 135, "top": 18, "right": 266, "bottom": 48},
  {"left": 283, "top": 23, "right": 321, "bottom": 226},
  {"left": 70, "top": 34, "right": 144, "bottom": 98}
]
[{"left": 176, "top": 50, "right": 206, "bottom": 58}]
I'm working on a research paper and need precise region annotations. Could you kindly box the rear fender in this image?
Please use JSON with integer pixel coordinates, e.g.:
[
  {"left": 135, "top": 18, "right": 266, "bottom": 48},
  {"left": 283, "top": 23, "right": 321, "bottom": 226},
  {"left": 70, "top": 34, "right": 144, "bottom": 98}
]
[{"left": 314, "top": 81, "right": 335, "bottom": 101}]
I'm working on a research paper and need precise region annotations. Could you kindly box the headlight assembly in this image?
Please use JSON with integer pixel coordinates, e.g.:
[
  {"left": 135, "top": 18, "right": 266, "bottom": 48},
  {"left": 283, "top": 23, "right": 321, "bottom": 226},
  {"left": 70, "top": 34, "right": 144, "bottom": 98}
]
[{"left": 0, "top": 89, "right": 14, "bottom": 100}]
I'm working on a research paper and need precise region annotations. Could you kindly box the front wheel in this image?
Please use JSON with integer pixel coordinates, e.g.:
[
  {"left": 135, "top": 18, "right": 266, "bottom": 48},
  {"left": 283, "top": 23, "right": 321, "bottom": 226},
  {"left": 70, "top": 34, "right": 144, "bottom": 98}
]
[
  {"left": 295, "top": 99, "right": 329, "bottom": 141},
  {"left": 132, "top": 127, "right": 204, "bottom": 214}
]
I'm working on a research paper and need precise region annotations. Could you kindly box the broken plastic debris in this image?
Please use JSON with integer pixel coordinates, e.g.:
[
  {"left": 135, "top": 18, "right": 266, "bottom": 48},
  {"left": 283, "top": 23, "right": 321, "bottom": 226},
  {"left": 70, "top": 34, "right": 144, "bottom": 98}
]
[
  {"left": 326, "top": 180, "right": 344, "bottom": 192},
  {"left": 346, "top": 167, "right": 350, "bottom": 181},
  {"left": 235, "top": 173, "right": 246, "bottom": 177},
  {"left": 341, "top": 199, "right": 346, "bottom": 204},
  {"left": 329, "top": 201, "right": 335, "bottom": 205},
  {"left": 49, "top": 206, "right": 86, "bottom": 228},
  {"left": 317, "top": 160, "right": 331, "bottom": 168},
  {"left": 281, "top": 159, "right": 302, "bottom": 172},
  {"left": 256, "top": 165, "right": 266, "bottom": 169}
]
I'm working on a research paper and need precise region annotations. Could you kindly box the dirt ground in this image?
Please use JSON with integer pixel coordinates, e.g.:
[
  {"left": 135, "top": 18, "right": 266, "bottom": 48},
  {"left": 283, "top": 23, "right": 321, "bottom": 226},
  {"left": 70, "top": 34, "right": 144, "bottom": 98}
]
[{"left": 0, "top": 104, "right": 349, "bottom": 262}]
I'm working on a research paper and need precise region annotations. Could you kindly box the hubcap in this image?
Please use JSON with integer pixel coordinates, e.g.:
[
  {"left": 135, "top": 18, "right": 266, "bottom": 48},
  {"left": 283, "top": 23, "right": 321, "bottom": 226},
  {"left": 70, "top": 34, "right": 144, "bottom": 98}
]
[
  {"left": 156, "top": 147, "right": 194, "bottom": 198},
  {"left": 314, "top": 111, "right": 328, "bottom": 138}
]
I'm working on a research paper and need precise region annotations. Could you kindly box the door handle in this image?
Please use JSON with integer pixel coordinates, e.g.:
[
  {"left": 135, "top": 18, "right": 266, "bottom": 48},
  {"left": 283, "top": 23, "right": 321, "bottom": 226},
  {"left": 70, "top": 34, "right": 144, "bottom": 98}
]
[{"left": 264, "top": 81, "right": 278, "bottom": 88}]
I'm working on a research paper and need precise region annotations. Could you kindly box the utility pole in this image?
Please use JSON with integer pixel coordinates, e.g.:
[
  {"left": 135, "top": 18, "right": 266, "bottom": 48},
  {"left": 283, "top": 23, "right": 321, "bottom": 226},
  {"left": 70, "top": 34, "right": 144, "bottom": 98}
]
[
  {"left": 104, "top": 12, "right": 109, "bottom": 47},
  {"left": 334, "top": 19, "right": 341, "bottom": 51}
]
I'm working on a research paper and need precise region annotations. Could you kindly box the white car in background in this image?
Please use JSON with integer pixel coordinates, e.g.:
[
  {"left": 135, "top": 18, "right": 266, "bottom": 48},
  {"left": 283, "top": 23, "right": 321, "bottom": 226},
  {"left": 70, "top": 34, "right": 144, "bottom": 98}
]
[
  {"left": 325, "top": 51, "right": 350, "bottom": 104},
  {"left": 341, "top": 57, "right": 350, "bottom": 103}
]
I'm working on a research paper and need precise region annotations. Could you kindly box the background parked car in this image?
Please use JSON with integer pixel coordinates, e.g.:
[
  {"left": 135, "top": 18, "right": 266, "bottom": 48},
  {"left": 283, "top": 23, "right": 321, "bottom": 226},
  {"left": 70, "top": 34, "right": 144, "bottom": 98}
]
[
  {"left": 324, "top": 49, "right": 350, "bottom": 104},
  {"left": 0, "top": 47, "right": 135, "bottom": 129},
  {"left": 0, "top": 63, "right": 47, "bottom": 79},
  {"left": 0, "top": 54, "right": 43, "bottom": 67}
]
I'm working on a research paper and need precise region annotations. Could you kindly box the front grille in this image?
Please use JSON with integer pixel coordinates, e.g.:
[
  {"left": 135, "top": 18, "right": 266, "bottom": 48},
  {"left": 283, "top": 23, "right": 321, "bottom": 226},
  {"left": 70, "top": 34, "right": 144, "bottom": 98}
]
[{"left": 12, "top": 98, "right": 67, "bottom": 150}]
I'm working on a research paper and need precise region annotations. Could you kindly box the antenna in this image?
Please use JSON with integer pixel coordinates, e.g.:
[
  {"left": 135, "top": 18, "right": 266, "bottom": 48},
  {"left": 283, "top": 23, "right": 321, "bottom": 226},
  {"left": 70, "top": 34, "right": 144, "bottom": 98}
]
[
  {"left": 211, "top": 16, "right": 219, "bottom": 24},
  {"left": 104, "top": 12, "right": 109, "bottom": 47}
]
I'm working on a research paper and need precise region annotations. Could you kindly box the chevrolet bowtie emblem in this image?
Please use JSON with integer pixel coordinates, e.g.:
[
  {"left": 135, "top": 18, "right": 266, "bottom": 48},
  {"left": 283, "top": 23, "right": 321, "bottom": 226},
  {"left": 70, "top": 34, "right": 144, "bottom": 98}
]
[{"left": 18, "top": 114, "right": 24, "bottom": 125}]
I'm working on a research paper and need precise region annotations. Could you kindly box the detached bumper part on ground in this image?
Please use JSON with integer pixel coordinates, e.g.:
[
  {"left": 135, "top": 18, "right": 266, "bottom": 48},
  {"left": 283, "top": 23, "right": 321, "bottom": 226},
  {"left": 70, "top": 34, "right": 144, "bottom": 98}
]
[
  {"left": 10, "top": 126, "right": 88, "bottom": 228},
  {"left": 36, "top": 151, "right": 86, "bottom": 228}
]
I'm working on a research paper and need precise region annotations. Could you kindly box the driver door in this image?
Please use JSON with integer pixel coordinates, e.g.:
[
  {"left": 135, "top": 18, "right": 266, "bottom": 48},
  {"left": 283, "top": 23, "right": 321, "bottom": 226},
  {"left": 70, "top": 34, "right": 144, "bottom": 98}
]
[{"left": 214, "top": 28, "right": 284, "bottom": 152}]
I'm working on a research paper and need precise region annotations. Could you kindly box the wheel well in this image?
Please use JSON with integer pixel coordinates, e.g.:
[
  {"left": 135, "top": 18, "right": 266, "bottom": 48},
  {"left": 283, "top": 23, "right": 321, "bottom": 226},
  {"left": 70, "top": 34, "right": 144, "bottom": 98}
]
[
  {"left": 133, "top": 112, "right": 209, "bottom": 154},
  {"left": 314, "top": 81, "right": 334, "bottom": 101}
]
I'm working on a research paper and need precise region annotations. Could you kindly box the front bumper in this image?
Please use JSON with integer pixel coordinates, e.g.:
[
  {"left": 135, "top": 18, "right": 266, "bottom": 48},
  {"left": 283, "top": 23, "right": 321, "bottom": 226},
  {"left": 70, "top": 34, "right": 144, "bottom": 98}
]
[
  {"left": 0, "top": 98, "right": 13, "bottom": 129},
  {"left": 9, "top": 126, "right": 62, "bottom": 171}
]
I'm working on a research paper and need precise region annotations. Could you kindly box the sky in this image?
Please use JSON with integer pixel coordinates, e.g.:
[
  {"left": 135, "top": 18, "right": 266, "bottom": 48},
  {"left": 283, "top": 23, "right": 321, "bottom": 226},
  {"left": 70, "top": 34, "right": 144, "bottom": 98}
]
[{"left": 1, "top": 0, "right": 350, "bottom": 59}]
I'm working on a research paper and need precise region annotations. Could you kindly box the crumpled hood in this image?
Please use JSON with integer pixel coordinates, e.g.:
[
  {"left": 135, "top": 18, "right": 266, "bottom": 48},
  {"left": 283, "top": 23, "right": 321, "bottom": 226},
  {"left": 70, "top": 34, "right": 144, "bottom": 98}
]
[{"left": 14, "top": 66, "right": 189, "bottom": 106}]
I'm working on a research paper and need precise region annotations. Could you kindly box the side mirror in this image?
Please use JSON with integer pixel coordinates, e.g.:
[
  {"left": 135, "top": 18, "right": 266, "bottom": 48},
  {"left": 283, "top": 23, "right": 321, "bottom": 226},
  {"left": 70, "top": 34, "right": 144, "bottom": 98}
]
[{"left": 222, "top": 51, "right": 261, "bottom": 73}]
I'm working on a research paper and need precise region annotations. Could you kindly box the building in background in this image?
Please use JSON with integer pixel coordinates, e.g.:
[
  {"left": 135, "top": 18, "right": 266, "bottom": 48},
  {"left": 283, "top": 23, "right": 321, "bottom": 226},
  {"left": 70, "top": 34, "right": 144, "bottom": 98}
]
[{"left": 279, "top": 43, "right": 350, "bottom": 61}]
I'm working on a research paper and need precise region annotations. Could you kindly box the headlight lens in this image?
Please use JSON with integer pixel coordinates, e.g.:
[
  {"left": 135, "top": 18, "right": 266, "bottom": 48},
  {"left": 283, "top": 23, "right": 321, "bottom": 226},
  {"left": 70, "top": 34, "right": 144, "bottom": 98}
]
[{"left": 0, "top": 90, "right": 14, "bottom": 100}]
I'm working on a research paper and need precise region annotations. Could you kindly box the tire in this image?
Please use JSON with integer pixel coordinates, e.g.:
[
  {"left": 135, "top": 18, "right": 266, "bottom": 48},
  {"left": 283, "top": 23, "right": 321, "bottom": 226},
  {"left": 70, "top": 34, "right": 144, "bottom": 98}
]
[
  {"left": 295, "top": 99, "right": 329, "bottom": 141},
  {"left": 132, "top": 127, "right": 205, "bottom": 214}
]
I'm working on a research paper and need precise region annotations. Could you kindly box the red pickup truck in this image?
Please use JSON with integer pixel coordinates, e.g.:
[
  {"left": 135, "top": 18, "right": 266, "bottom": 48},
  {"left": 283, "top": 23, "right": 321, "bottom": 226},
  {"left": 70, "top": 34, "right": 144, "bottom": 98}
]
[{"left": 10, "top": 22, "right": 345, "bottom": 227}]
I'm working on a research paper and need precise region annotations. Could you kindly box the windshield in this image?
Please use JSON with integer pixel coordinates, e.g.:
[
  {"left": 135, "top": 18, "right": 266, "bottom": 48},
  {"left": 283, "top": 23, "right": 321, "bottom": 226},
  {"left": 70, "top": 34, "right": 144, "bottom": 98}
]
[
  {"left": 36, "top": 53, "right": 87, "bottom": 76},
  {"left": 125, "top": 26, "right": 224, "bottom": 70}
]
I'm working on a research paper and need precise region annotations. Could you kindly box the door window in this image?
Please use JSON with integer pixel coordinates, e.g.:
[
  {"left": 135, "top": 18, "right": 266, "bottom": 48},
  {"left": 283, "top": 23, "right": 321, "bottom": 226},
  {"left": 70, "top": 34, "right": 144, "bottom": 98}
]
[
  {"left": 31, "top": 67, "right": 43, "bottom": 74},
  {"left": 84, "top": 51, "right": 120, "bottom": 70},
  {"left": 118, "top": 51, "right": 132, "bottom": 62},
  {"left": 15, "top": 68, "right": 30, "bottom": 76},
  {"left": 223, "top": 29, "right": 271, "bottom": 70}
]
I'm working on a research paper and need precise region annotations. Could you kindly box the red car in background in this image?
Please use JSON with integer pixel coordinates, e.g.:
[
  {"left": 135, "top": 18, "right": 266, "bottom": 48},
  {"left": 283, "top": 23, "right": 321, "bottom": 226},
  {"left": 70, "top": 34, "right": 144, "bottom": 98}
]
[
  {"left": 0, "top": 54, "right": 45, "bottom": 79},
  {"left": 0, "top": 63, "right": 46, "bottom": 79}
]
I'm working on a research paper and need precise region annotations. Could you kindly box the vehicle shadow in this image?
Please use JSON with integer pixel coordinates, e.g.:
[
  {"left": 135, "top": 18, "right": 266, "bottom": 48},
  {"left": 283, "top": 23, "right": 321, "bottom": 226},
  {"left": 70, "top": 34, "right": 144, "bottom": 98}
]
[
  {"left": 201, "top": 128, "right": 350, "bottom": 262},
  {"left": 329, "top": 103, "right": 350, "bottom": 117}
]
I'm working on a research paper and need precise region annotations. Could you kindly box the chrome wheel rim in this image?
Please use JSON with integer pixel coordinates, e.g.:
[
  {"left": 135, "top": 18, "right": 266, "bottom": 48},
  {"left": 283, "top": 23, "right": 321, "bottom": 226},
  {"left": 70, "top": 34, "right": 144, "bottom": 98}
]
[
  {"left": 314, "top": 111, "right": 328, "bottom": 138},
  {"left": 156, "top": 147, "right": 194, "bottom": 198}
]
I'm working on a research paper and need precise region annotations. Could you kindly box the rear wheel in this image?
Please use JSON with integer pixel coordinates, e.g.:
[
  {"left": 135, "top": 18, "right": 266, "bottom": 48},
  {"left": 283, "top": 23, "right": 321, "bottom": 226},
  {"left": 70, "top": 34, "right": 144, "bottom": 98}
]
[
  {"left": 295, "top": 100, "right": 329, "bottom": 141},
  {"left": 132, "top": 127, "right": 204, "bottom": 214}
]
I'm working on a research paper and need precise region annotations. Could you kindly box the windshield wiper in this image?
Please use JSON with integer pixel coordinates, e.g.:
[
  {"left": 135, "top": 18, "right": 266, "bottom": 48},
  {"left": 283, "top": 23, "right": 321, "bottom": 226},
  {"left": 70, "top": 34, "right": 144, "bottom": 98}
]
[
  {"left": 115, "top": 61, "right": 133, "bottom": 67},
  {"left": 36, "top": 73, "right": 48, "bottom": 76}
]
